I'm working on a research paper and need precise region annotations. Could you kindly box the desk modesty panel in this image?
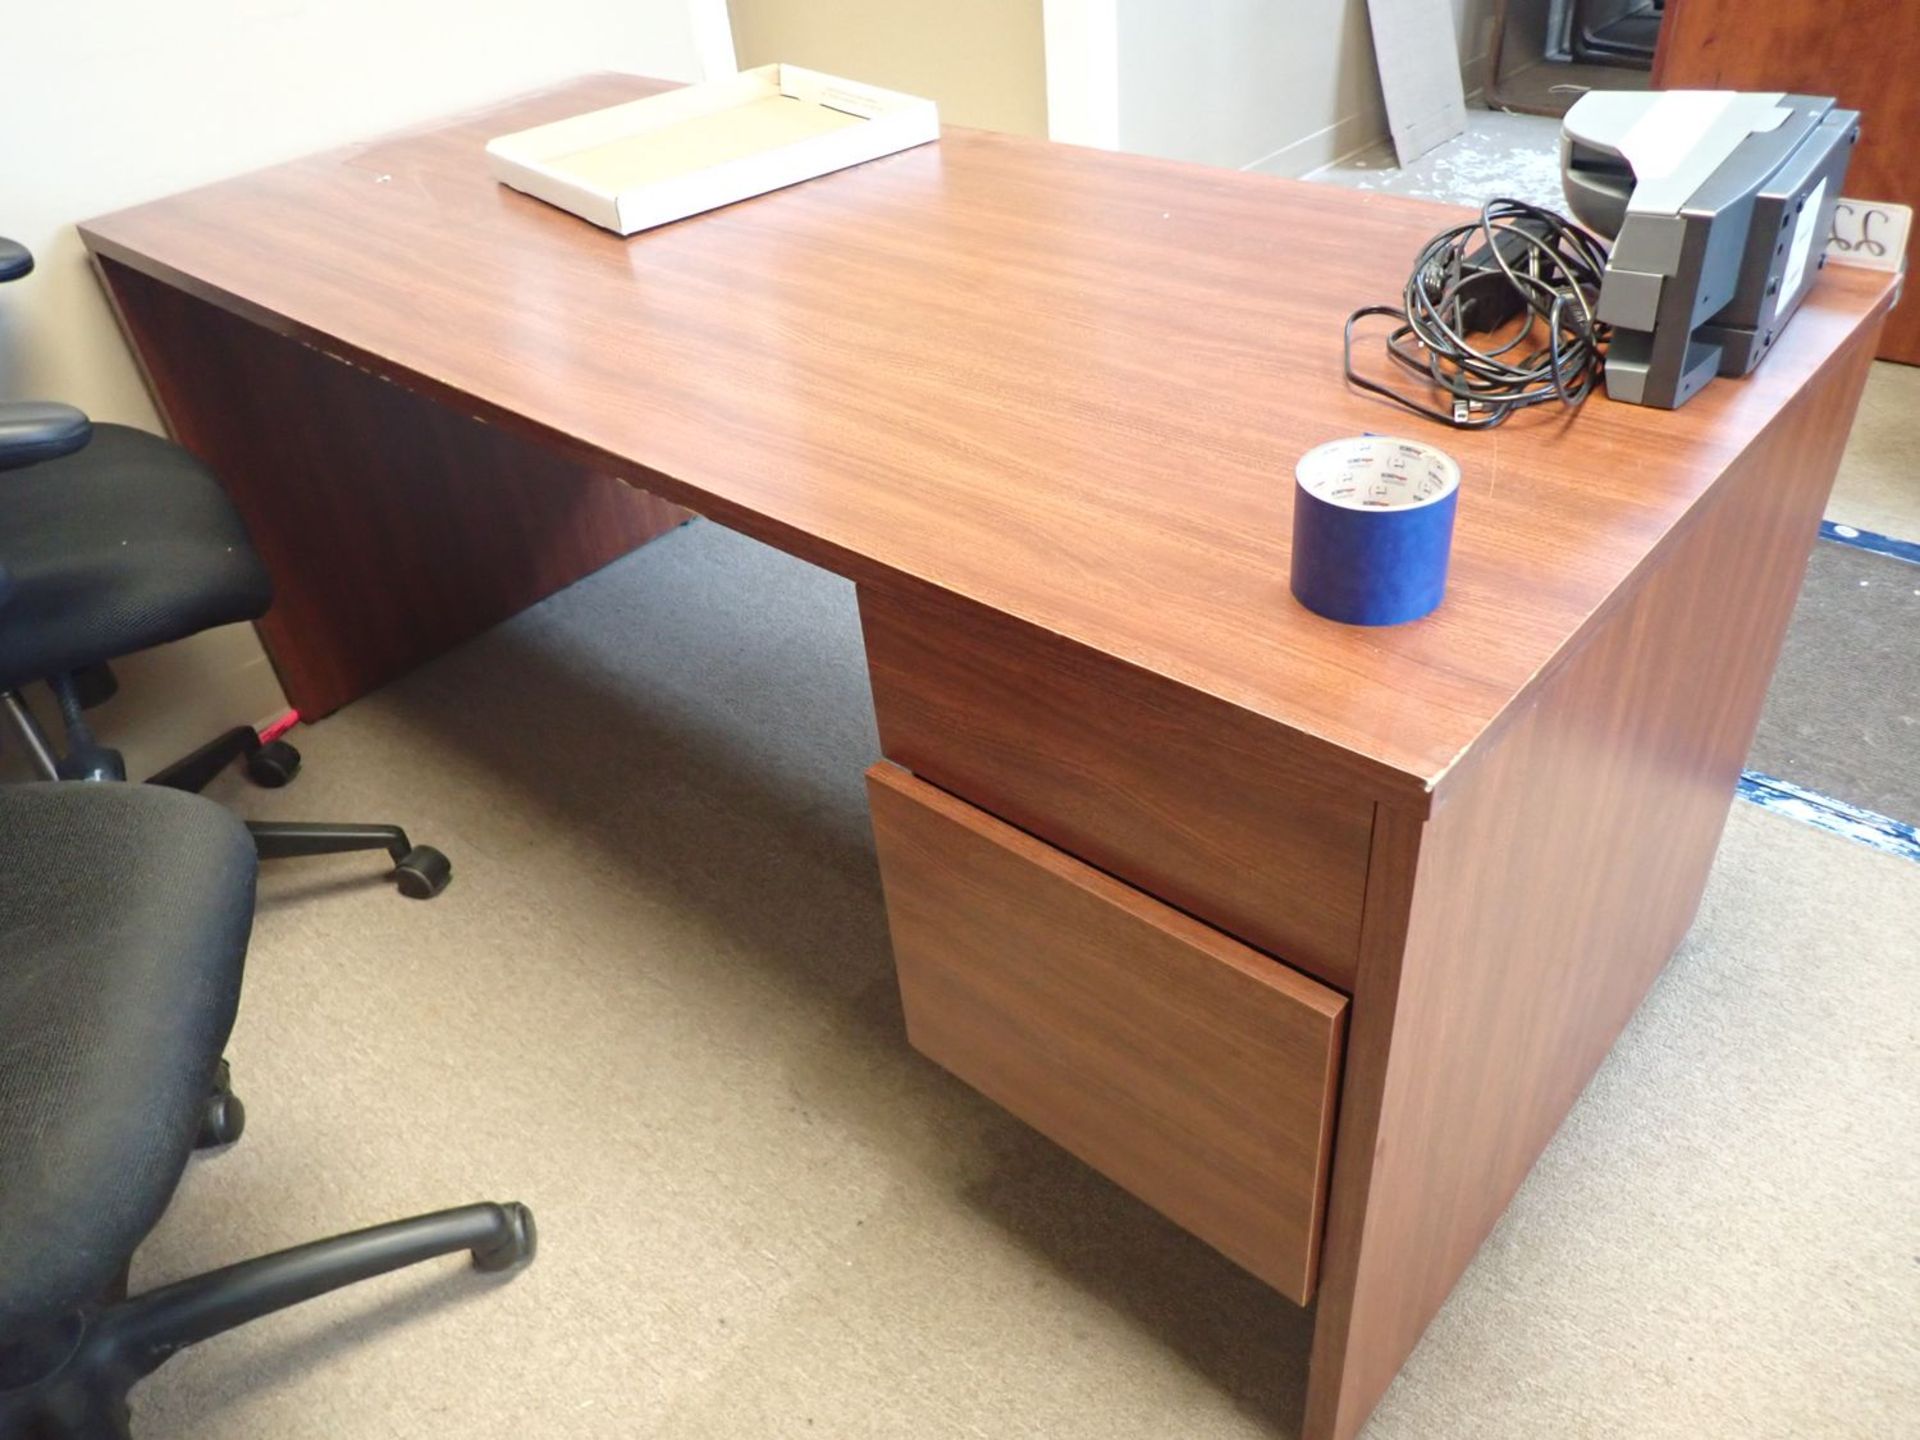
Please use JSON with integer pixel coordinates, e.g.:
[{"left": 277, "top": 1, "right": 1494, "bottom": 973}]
[{"left": 80, "top": 76, "right": 1895, "bottom": 1440}]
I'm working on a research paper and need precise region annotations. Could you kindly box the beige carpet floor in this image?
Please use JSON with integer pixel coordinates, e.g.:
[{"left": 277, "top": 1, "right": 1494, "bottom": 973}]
[{"left": 121, "top": 520, "right": 1919, "bottom": 1439}]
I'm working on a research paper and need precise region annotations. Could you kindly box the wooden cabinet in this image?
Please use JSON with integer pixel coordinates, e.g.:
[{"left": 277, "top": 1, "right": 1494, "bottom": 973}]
[{"left": 1655, "top": 0, "right": 1920, "bottom": 363}]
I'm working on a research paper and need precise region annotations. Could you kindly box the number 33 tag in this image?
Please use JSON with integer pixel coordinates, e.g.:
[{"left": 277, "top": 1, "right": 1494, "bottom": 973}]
[{"left": 1827, "top": 199, "right": 1912, "bottom": 274}]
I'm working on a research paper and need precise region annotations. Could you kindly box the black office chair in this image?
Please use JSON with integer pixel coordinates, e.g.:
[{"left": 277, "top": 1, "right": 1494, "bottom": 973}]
[
  {"left": 0, "top": 781, "right": 534, "bottom": 1437},
  {"left": 0, "top": 235, "right": 449, "bottom": 899}
]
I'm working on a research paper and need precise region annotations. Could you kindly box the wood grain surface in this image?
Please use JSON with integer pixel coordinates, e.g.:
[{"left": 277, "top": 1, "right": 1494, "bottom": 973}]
[
  {"left": 867, "top": 762, "right": 1348, "bottom": 1305},
  {"left": 78, "top": 79, "right": 1898, "bottom": 1440},
  {"left": 1655, "top": 0, "right": 1919, "bottom": 363},
  {"left": 1303, "top": 318, "right": 1884, "bottom": 1440},
  {"left": 97, "top": 257, "right": 689, "bottom": 717},
  {"left": 78, "top": 75, "right": 1896, "bottom": 800},
  {"left": 861, "top": 580, "right": 1373, "bottom": 989}
]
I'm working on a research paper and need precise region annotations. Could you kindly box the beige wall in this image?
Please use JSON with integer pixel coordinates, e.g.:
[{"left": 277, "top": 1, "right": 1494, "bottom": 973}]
[
  {"left": 729, "top": 1, "right": 1490, "bottom": 177},
  {"left": 1115, "top": 0, "right": 1386, "bottom": 173},
  {"left": 0, "top": 0, "right": 717, "bottom": 779},
  {"left": 1113, "top": 0, "right": 1489, "bottom": 177},
  {"left": 730, "top": 0, "right": 1049, "bottom": 136}
]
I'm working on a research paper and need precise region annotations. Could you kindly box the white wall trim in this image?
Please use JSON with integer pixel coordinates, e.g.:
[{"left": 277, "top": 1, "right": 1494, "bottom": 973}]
[
  {"left": 1259, "top": 48, "right": 1495, "bottom": 181},
  {"left": 1042, "top": 0, "right": 1119, "bottom": 149},
  {"left": 1243, "top": 106, "right": 1390, "bottom": 180},
  {"left": 1462, "top": 48, "right": 1489, "bottom": 107}
]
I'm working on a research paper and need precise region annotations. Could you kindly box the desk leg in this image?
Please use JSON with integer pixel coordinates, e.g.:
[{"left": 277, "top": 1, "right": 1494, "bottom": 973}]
[
  {"left": 94, "top": 258, "right": 691, "bottom": 719},
  {"left": 1301, "top": 328, "right": 1879, "bottom": 1440}
]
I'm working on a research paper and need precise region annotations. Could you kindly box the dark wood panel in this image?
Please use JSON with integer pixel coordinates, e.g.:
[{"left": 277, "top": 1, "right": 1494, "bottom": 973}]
[
  {"left": 861, "top": 581, "right": 1372, "bottom": 990},
  {"left": 96, "top": 258, "right": 690, "bottom": 717},
  {"left": 1303, "top": 319, "right": 1884, "bottom": 1440},
  {"left": 1655, "top": 0, "right": 1919, "bottom": 363},
  {"left": 867, "top": 762, "right": 1348, "bottom": 1305},
  {"left": 78, "top": 77, "right": 1897, "bottom": 798}
]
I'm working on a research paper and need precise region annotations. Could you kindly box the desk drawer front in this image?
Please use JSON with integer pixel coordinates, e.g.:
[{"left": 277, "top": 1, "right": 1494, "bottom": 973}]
[
  {"left": 859, "top": 586, "right": 1371, "bottom": 991},
  {"left": 867, "top": 763, "right": 1347, "bottom": 1304}
]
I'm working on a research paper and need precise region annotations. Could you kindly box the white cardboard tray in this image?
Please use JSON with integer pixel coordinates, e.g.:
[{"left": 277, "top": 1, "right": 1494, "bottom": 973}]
[{"left": 485, "top": 65, "right": 940, "bottom": 236}]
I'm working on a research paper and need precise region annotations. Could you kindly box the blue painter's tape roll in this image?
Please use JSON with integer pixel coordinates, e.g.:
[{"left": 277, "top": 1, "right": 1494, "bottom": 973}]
[{"left": 1290, "top": 436, "right": 1461, "bottom": 626}]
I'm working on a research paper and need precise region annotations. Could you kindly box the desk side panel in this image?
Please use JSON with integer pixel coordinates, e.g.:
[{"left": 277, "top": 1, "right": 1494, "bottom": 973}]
[
  {"left": 1304, "top": 323, "right": 1882, "bottom": 1440},
  {"left": 95, "top": 258, "right": 691, "bottom": 718}
]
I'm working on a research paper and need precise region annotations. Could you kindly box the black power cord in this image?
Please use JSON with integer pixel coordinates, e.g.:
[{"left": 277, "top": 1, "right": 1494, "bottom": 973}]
[{"left": 1344, "top": 198, "right": 1613, "bottom": 429}]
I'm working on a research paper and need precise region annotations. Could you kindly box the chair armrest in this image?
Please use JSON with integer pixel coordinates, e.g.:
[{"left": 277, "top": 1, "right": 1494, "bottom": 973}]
[
  {"left": 0, "top": 401, "right": 92, "bottom": 471},
  {"left": 0, "top": 237, "right": 31, "bottom": 283}
]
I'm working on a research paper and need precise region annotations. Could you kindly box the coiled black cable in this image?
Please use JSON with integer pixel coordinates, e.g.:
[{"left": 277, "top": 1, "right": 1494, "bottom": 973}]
[{"left": 1343, "top": 198, "right": 1613, "bottom": 429}]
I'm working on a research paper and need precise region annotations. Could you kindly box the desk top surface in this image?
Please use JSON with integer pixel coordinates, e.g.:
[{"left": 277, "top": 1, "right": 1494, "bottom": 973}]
[{"left": 81, "top": 75, "right": 1894, "bottom": 802}]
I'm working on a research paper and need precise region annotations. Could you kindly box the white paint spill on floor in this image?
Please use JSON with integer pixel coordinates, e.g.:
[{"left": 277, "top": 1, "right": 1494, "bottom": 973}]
[{"left": 1303, "top": 108, "right": 1566, "bottom": 211}]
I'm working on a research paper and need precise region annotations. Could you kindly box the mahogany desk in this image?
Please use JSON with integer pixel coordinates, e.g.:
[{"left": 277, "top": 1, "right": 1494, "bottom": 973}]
[{"left": 80, "top": 76, "right": 1893, "bottom": 1440}]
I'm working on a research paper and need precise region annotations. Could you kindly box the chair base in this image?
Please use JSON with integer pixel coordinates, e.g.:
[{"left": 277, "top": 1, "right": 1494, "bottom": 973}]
[
  {"left": 248, "top": 822, "right": 453, "bottom": 899},
  {"left": 2, "top": 684, "right": 451, "bottom": 899},
  {"left": 147, "top": 725, "right": 302, "bottom": 793},
  {"left": 0, "top": 1202, "right": 535, "bottom": 1439},
  {"left": 194, "top": 1059, "right": 246, "bottom": 1150}
]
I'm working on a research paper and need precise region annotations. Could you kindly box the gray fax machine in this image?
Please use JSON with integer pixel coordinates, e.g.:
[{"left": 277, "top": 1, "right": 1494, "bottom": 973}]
[{"left": 1561, "top": 91, "right": 1859, "bottom": 409}]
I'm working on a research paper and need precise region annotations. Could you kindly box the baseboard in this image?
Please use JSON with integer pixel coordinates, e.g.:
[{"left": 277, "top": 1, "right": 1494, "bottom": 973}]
[
  {"left": 1241, "top": 108, "right": 1389, "bottom": 180},
  {"left": 1248, "top": 50, "right": 1494, "bottom": 180},
  {"left": 1462, "top": 49, "right": 1489, "bottom": 107}
]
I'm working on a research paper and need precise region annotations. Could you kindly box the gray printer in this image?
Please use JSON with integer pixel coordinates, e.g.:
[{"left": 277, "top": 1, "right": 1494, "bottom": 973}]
[{"left": 1561, "top": 91, "right": 1858, "bottom": 408}]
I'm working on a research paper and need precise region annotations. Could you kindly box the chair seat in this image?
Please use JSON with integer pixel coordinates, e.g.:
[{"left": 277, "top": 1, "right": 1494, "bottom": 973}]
[
  {"left": 0, "top": 783, "right": 255, "bottom": 1334},
  {"left": 0, "top": 424, "right": 272, "bottom": 691}
]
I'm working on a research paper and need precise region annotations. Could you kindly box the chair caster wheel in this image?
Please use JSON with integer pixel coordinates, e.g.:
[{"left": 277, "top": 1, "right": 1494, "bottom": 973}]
[
  {"left": 196, "top": 1060, "right": 246, "bottom": 1149},
  {"left": 473, "top": 1203, "right": 537, "bottom": 1273},
  {"left": 394, "top": 845, "right": 452, "bottom": 899},
  {"left": 246, "top": 738, "right": 302, "bottom": 788}
]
